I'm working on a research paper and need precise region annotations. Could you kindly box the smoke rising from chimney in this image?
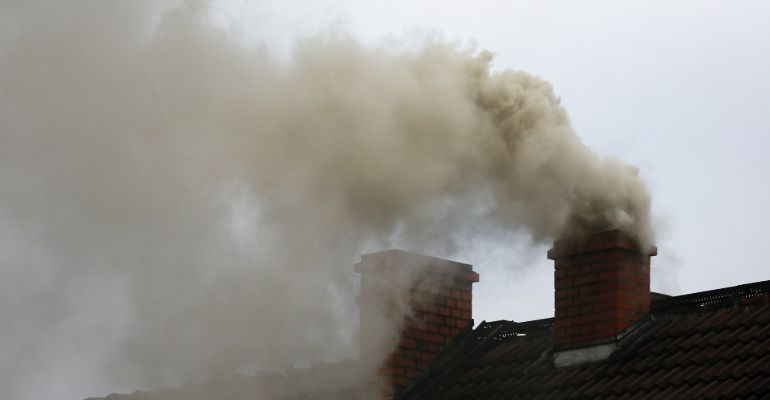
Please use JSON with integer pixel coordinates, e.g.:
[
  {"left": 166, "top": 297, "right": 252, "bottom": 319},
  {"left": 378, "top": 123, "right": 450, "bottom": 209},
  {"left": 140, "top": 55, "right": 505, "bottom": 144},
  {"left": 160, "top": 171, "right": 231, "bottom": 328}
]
[{"left": 0, "top": 1, "right": 652, "bottom": 399}]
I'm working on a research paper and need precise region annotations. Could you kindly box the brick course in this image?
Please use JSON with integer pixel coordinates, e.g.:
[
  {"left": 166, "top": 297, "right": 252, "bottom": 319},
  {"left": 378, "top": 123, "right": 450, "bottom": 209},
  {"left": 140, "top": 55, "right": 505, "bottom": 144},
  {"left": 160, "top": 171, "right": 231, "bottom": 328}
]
[
  {"left": 548, "top": 230, "right": 656, "bottom": 347},
  {"left": 356, "top": 250, "right": 479, "bottom": 398}
]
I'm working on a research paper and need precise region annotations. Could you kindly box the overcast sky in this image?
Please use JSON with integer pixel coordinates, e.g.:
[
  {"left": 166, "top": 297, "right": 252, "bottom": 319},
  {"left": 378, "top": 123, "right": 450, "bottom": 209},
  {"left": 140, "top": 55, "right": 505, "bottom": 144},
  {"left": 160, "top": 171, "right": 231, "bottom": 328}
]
[
  {"left": 206, "top": 0, "right": 770, "bottom": 320},
  {"left": 3, "top": 1, "right": 770, "bottom": 399}
]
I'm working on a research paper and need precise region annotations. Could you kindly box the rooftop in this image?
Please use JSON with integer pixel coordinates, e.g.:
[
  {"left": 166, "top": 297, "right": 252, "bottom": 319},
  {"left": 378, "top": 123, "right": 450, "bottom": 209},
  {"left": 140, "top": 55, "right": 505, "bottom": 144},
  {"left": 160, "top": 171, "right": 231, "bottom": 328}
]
[
  {"left": 398, "top": 280, "right": 770, "bottom": 400},
  {"left": 90, "top": 280, "right": 770, "bottom": 400}
]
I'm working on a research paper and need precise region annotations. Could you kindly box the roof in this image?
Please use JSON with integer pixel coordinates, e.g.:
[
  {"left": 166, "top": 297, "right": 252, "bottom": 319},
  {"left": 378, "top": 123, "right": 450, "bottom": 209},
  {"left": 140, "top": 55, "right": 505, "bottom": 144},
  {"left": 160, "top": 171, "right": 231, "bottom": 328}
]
[
  {"left": 86, "top": 360, "right": 369, "bottom": 400},
  {"left": 397, "top": 280, "right": 770, "bottom": 400},
  {"left": 88, "top": 281, "right": 770, "bottom": 400}
]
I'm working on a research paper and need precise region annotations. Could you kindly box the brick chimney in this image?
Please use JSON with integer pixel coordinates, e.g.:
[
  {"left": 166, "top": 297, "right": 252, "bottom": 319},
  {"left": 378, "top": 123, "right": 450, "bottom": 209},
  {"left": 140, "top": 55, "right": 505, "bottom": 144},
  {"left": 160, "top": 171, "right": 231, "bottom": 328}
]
[
  {"left": 548, "top": 230, "right": 656, "bottom": 364},
  {"left": 355, "top": 250, "right": 479, "bottom": 397}
]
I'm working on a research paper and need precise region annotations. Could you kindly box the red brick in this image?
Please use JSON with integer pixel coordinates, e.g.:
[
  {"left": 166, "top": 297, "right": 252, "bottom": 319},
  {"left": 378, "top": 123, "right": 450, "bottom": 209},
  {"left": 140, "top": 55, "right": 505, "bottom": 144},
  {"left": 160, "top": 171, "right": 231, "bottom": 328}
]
[
  {"left": 420, "top": 332, "right": 445, "bottom": 344},
  {"left": 566, "top": 306, "right": 581, "bottom": 317},
  {"left": 381, "top": 366, "right": 404, "bottom": 376},
  {"left": 416, "top": 302, "right": 439, "bottom": 315},
  {"left": 555, "top": 277, "right": 573, "bottom": 289},
  {"left": 456, "top": 301, "right": 472, "bottom": 311},
  {"left": 392, "top": 357, "right": 416, "bottom": 368},
  {"left": 556, "top": 297, "right": 572, "bottom": 309},
  {"left": 392, "top": 375, "right": 411, "bottom": 387},
  {"left": 577, "top": 285, "right": 590, "bottom": 296},
  {"left": 404, "top": 329, "right": 421, "bottom": 339},
  {"left": 357, "top": 250, "right": 480, "bottom": 396},
  {"left": 564, "top": 266, "right": 580, "bottom": 277},
  {"left": 579, "top": 264, "right": 594, "bottom": 274},
  {"left": 405, "top": 350, "right": 421, "bottom": 360},
  {"left": 423, "top": 313, "right": 444, "bottom": 324},
  {"left": 574, "top": 274, "right": 598, "bottom": 286},
  {"left": 573, "top": 295, "right": 594, "bottom": 306},
  {"left": 617, "top": 280, "right": 643, "bottom": 293},
  {"left": 573, "top": 314, "right": 596, "bottom": 325},
  {"left": 551, "top": 230, "right": 654, "bottom": 347}
]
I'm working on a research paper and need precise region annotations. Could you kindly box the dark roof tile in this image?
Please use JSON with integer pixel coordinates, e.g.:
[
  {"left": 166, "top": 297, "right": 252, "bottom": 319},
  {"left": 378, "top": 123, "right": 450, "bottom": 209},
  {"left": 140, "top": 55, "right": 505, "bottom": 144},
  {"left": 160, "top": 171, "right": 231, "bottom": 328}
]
[{"left": 399, "top": 281, "right": 770, "bottom": 400}]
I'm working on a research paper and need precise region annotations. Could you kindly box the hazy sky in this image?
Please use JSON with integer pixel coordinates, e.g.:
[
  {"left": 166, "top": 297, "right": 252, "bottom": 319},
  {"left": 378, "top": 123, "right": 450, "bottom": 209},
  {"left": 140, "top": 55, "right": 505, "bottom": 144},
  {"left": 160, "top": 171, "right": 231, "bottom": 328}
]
[
  {"left": 207, "top": 0, "right": 770, "bottom": 318},
  {"left": 2, "top": 1, "right": 770, "bottom": 400}
]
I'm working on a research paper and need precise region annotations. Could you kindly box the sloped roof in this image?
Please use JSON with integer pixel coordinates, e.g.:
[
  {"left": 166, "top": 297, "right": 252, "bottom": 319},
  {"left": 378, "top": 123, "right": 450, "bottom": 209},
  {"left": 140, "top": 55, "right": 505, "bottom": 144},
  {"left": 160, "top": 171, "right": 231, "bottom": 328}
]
[
  {"left": 86, "top": 360, "right": 369, "bottom": 400},
  {"left": 398, "top": 280, "right": 770, "bottom": 400},
  {"left": 89, "top": 281, "right": 770, "bottom": 400}
]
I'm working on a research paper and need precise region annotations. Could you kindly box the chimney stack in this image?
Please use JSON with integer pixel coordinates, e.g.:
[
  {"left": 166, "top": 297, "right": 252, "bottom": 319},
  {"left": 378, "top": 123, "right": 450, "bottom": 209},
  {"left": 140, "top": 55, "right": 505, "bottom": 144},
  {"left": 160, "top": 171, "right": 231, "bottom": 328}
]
[
  {"left": 355, "top": 250, "right": 479, "bottom": 397},
  {"left": 548, "top": 230, "right": 656, "bottom": 363}
]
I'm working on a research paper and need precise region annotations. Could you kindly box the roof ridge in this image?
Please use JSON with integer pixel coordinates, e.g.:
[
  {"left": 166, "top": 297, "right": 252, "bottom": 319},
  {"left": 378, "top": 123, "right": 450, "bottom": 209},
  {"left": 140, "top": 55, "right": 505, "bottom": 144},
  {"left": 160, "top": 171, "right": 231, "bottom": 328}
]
[
  {"left": 477, "top": 280, "right": 770, "bottom": 334},
  {"left": 651, "top": 280, "right": 770, "bottom": 314}
]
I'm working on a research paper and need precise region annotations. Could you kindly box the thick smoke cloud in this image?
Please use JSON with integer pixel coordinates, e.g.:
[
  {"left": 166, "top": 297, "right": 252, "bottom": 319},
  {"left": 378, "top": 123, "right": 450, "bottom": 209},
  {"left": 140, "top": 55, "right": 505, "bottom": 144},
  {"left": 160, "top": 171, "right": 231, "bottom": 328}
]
[{"left": 0, "top": 1, "right": 652, "bottom": 399}]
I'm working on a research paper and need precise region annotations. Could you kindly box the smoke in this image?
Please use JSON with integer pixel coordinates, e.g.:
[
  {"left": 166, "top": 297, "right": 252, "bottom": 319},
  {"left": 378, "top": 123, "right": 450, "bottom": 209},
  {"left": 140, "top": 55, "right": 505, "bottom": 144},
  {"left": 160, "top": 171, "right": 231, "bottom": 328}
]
[{"left": 0, "top": 1, "right": 652, "bottom": 399}]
